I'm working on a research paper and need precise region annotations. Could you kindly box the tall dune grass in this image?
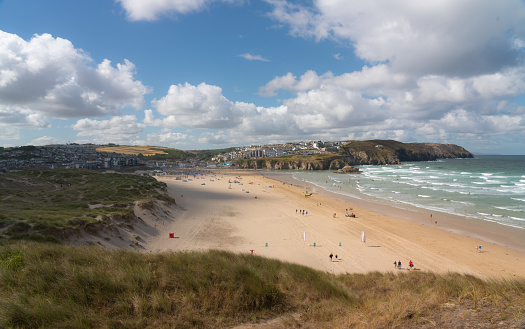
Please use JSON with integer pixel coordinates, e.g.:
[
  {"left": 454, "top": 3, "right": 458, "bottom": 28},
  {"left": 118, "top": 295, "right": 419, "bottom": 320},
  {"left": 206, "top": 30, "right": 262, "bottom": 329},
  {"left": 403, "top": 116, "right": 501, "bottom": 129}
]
[
  {"left": 0, "top": 169, "right": 174, "bottom": 241},
  {"left": 1, "top": 241, "right": 524, "bottom": 328}
]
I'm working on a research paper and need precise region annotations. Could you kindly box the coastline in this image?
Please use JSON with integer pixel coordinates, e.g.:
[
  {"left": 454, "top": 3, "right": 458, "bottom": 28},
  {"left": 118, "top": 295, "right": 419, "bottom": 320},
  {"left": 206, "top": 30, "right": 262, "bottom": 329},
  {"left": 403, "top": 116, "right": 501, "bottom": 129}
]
[
  {"left": 145, "top": 169, "right": 525, "bottom": 279},
  {"left": 262, "top": 170, "right": 525, "bottom": 255}
]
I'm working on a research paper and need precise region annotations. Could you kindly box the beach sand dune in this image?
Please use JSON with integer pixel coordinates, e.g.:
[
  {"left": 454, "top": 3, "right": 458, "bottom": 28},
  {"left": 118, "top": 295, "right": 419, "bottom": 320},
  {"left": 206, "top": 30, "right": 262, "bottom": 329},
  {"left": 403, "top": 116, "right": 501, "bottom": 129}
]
[{"left": 142, "top": 171, "right": 525, "bottom": 279}]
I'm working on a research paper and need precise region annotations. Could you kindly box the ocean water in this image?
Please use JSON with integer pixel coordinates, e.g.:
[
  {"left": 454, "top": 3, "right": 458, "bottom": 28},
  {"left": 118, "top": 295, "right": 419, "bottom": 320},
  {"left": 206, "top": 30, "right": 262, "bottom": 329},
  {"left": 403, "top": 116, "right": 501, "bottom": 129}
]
[{"left": 282, "top": 155, "right": 525, "bottom": 230}]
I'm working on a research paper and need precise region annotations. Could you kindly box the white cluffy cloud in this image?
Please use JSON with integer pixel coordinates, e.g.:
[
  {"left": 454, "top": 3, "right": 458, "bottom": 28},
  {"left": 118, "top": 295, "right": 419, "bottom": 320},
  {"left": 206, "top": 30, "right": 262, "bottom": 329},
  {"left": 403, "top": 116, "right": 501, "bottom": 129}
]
[
  {"left": 72, "top": 115, "right": 146, "bottom": 144},
  {"left": 148, "top": 82, "right": 254, "bottom": 129},
  {"left": 146, "top": 64, "right": 525, "bottom": 148},
  {"left": 0, "top": 31, "right": 150, "bottom": 129},
  {"left": 266, "top": 0, "right": 525, "bottom": 76}
]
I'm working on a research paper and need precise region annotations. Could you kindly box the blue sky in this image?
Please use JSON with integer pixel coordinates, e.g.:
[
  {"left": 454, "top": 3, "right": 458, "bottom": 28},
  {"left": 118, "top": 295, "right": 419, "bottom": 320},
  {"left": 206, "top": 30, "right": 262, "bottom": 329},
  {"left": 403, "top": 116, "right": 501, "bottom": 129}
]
[{"left": 1, "top": 0, "right": 525, "bottom": 154}]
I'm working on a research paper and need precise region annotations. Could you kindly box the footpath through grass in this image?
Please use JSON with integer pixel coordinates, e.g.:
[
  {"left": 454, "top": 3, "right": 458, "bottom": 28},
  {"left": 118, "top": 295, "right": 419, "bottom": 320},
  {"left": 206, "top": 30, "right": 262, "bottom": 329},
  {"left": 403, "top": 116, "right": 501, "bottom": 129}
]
[{"left": 1, "top": 241, "right": 524, "bottom": 329}]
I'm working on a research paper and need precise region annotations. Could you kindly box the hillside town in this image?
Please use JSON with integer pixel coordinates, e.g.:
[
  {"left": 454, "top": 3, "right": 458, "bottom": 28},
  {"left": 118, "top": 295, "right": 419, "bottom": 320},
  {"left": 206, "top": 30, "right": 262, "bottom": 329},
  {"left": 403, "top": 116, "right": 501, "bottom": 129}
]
[
  {"left": 212, "top": 140, "right": 344, "bottom": 163},
  {"left": 0, "top": 141, "right": 347, "bottom": 172},
  {"left": 0, "top": 144, "right": 141, "bottom": 172}
]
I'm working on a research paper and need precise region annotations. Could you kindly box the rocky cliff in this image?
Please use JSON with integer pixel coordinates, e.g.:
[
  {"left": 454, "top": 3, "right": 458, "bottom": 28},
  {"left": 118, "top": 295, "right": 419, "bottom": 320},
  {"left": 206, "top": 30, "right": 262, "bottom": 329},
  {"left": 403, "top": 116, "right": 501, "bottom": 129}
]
[
  {"left": 235, "top": 156, "right": 346, "bottom": 170},
  {"left": 339, "top": 140, "right": 473, "bottom": 165},
  {"left": 235, "top": 140, "right": 473, "bottom": 170}
]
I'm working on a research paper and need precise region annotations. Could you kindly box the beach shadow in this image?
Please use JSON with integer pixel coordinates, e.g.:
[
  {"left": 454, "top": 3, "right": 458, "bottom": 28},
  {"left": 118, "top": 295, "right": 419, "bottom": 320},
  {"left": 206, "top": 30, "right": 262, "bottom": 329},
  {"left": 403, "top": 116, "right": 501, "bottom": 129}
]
[{"left": 367, "top": 245, "right": 382, "bottom": 247}]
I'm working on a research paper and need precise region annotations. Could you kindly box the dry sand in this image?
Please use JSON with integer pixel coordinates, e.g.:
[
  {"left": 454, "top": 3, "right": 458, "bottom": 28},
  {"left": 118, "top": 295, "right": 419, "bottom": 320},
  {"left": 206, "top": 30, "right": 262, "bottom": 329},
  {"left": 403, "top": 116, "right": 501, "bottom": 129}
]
[{"left": 139, "top": 170, "right": 525, "bottom": 280}]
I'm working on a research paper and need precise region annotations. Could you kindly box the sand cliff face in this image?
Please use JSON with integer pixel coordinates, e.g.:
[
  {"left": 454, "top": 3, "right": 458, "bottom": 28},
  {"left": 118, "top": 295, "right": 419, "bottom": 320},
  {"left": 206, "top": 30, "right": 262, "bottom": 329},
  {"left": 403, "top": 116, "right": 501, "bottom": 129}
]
[{"left": 236, "top": 140, "right": 473, "bottom": 170}]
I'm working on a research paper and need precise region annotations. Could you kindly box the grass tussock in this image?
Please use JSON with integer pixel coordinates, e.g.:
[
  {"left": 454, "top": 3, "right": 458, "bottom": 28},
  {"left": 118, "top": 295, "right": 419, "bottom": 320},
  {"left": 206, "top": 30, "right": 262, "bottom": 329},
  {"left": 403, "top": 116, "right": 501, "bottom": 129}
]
[{"left": 1, "top": 241, "right": 524, "bottom": 329}]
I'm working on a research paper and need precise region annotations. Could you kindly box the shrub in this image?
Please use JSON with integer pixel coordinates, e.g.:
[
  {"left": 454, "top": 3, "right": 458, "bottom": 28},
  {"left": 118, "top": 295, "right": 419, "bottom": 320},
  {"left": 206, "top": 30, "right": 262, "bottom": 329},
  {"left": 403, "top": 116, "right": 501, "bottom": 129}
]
[{"left": 0, "top": 249, "right": 24, "bottom": 271}]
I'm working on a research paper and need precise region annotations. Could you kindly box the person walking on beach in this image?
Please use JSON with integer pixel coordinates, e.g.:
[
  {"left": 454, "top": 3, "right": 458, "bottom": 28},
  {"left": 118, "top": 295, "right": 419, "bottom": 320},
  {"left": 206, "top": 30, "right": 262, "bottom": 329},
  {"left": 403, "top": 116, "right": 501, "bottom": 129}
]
[
  {"left": 409, "top": 260, "right": 414, "bottom": 270},
  {"left": 398, "top": 260, "right": 402, "bottom": 269},
  {"left": 394, "top": 261, "right": 398, "bottom": 269},
  {"left": 329, "top": 253, "right": 333, "bottom": 261}
]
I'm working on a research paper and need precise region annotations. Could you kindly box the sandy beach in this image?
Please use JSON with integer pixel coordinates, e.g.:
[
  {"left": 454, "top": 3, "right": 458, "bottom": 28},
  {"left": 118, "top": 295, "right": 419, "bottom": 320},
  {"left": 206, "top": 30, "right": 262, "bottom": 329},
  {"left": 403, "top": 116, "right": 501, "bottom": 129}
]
[{"left": 140, "top": 170, "right": 525, "bottom": 279}]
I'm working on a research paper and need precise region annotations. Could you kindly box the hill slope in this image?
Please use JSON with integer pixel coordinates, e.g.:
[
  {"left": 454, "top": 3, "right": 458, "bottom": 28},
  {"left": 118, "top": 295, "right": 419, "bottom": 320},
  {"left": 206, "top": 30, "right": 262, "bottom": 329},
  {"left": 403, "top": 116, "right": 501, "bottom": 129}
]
[
  {"left": 340, "top": 140, "right": 473, "bottom": 165},
  {"left": 236, "top": 140, "right": 473, "bottom": 170}
]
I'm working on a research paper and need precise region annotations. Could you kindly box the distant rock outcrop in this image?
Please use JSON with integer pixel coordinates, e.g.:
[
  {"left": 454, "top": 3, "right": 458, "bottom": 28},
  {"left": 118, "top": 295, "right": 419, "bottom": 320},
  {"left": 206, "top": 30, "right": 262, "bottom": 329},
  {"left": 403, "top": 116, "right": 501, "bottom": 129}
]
[
  {"left": 235, "top": 140, "right": 473, "bottom": 170},
  {"left": 336, "top": 165, "right": 360, "bottom": 174}
]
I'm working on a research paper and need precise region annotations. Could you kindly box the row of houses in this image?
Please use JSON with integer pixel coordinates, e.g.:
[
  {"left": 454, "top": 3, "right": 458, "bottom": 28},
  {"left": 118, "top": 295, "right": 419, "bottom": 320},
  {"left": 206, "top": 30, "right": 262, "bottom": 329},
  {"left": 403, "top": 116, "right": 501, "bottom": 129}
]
[{"left": 212, "top": 140, "right": 346, "bottom": 162}]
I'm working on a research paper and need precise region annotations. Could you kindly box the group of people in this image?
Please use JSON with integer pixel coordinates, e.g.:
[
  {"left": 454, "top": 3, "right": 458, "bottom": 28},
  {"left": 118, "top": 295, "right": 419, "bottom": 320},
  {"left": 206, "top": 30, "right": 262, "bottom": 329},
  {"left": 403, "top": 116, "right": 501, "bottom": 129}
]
[
  {"left": 296, "top": 209, "right": 308, "bottom": 215},
  {"left": 329, "top": 253, "right": 338, "bottom": 261},
  {"left": 394, "top": 260, "right": 415, "bottom": 270},
  {"left": 344, "top": 208, "right": 356, "bottom": 217}
]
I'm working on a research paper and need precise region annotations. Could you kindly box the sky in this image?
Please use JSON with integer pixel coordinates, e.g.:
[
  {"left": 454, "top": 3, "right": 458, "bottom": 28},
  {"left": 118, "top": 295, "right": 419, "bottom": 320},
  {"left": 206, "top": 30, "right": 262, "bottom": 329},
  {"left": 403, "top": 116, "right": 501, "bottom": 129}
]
[{"left": 0, "top": 1, "right": 525, "bottom": 154}]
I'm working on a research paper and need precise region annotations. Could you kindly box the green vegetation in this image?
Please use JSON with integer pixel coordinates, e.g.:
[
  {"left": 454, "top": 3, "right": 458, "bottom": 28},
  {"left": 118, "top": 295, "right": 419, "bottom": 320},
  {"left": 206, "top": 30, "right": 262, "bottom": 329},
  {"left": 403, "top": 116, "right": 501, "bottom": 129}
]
[
  {"left": 0, "top": 169, "right": 173, "bottom": 241},
  {"left": 0, "top": 242, "right": 523, "bottom": 328}
]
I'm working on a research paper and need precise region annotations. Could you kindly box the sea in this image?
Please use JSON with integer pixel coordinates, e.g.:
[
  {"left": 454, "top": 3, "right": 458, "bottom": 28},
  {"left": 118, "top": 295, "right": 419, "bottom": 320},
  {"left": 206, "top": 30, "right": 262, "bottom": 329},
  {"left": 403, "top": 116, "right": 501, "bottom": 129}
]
[{"left": 266, "top": 155, "right": 525, "bottom": 230}]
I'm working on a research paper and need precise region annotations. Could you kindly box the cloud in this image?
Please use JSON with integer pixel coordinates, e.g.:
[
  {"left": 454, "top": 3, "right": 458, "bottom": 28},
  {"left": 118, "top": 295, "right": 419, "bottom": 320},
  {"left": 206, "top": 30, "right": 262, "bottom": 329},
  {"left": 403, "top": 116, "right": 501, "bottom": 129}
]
[
  {"left": 146, "top": 129, "right": 189, "bottom": 144},
  {"left": 145, "top": 62, "right": 525, "bottom": 148},
  {"left": 239, "top": 53, "right": 270, "bottom": 62},
  {"left": 116, "top": 0, "right": 241, "bottom": 21},
  {"left": 116, "top": 0, "right": 208, "bottom": 21},
  {"left": 0, "top": 125, "right": 20, "bottom": 141},
  {"left": 151, "top": 82, "right": 255, "bottom": 128},
  {"left": 266, "top": 0, "right": 525, "bottom": 76},
  {"left": 279, "top": 85, "right": 388, "bottom": 133},
  {"left": 258, "top": 70, "right": 333, "bottom": 97},
  {"left": 72, "top": 115, "right": 146, "bottom": 143},
  {"left": 197, "top": 131, "right": 231, "bottom": 145},
  {"left": 0, "top": 107, "right": 50, "bottom": 128},
  {"left": 0, "top": 31, "right": 150, "bottom": 129},
  {"left": 28, "top": 136, "right": 63, "bottom": 146},
  {"left": 437, "top": 109, "right": 524, "bottom": 135}
]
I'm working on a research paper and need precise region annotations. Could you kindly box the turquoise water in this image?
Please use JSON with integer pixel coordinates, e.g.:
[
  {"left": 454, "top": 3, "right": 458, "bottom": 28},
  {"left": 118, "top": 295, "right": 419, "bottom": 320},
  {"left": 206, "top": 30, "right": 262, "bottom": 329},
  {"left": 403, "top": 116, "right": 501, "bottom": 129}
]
[{"left": 283, "top": 155, "right": 525, "bottom": 230}]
